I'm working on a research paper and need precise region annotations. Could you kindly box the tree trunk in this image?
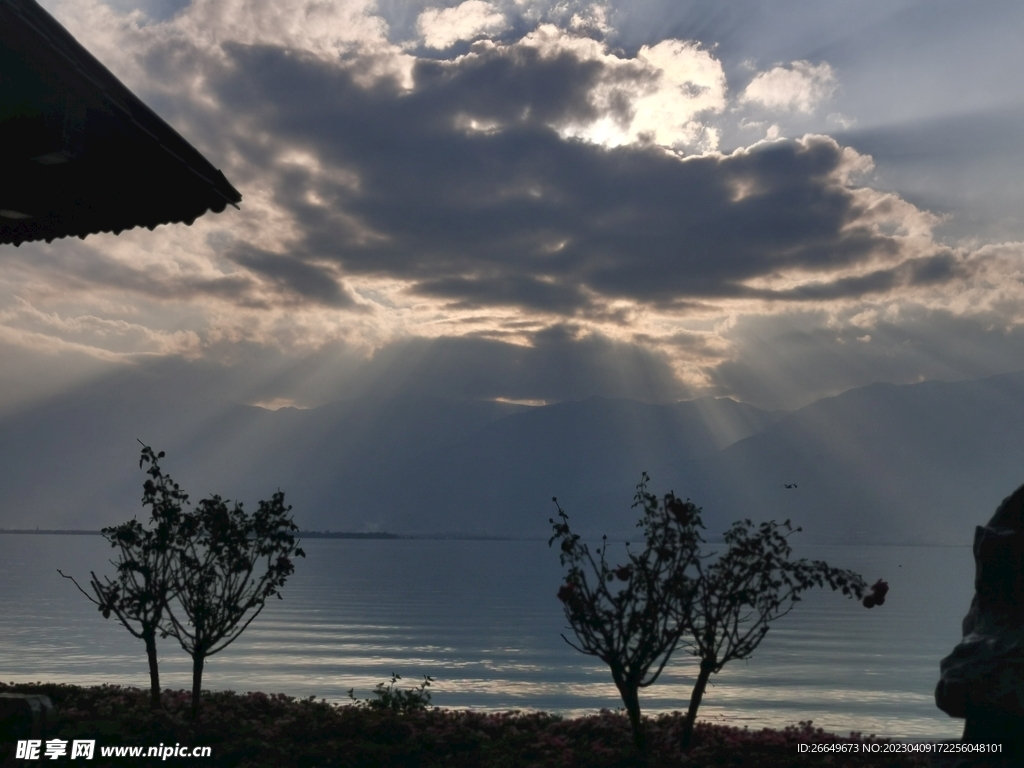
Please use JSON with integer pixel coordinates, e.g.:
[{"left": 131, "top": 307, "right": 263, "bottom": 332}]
[
  {"left": 191, "top": 653, "right": 206, "bottom": 719},
  {"left": 143, "top": 631, "right": 161, "bottom": 710},
  {"left": 680, "top": 660, "right": 714, "bottom": 751},
  {"left": 617, "top": 679, "right": 646, "bottom": 766}
]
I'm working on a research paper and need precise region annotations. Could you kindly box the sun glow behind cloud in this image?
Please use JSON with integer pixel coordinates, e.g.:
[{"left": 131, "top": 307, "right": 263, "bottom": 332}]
[{"left": 495, "top": 26, "right": 728, "bottom": 151}]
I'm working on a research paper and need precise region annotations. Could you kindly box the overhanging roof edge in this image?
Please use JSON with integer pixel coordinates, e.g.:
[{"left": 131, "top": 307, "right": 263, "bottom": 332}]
[{"left": 2, "top": 0, "right": 242, "bottom": 208}]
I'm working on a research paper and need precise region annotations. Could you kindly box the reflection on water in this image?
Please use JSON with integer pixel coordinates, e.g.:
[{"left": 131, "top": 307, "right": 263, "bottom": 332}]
[{"left": 0, "top": 535, "right": 972, "bottom": 739}]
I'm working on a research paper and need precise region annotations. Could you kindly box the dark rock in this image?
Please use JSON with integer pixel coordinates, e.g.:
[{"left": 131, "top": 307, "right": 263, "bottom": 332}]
[
  {"left": 936, "top": 483, "right": 1024, "bottom": 758},
  {"left": 0, "top": 693, "right": 55, "bottom": 741}
]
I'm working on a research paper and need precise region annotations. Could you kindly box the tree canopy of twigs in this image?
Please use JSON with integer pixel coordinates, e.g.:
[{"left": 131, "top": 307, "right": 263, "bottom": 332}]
[
  {"left": 550, "top": 474, "right": 889, "bottom": 761},
  {"left": 548, "top": 472, "right": 703, "bottom": 763},
  {"left": 59, "top": 444, "right": 189, "bottom": 710},
  {"left": 61, "top": 445, "right": 304, "bottom": 718},
  {"left": 677, "top": 517, "right": 880, "bottom": 749},
  {"left": 164, "top": 489, "right": 304, "bottom": 717}
]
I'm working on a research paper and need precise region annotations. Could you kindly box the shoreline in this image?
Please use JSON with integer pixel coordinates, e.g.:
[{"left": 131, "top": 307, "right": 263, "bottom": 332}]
[
  {"left": 0, "top": 529, "right": 971, "bottom": 546},
  {"left": 0, "top": 529, "right": 541, "bottom": 541}
]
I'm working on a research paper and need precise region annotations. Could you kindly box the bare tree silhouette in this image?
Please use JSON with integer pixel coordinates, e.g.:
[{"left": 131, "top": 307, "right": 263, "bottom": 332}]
[
  {"left": 549, "top": 473, "right": 702, "bottom": 764},
  {"left": 677, "top": 518, "right": 876, "bottom": 749},
  {"left": 164, "top": 490, "right": 304, "bottom": 718},
  {"left": 59, "top": 444, "right": 189, "bottom": 710},
  {"left": 550, "top": 474, "right": 887, "bottom": 758},
  {"left": 61, "top": 445, "right": 304, "bottom": 717}
]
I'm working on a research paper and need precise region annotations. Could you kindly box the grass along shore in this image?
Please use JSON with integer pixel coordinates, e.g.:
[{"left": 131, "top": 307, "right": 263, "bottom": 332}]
[{"left": 0, "top": 682, "right": 935, "bottom": 767}]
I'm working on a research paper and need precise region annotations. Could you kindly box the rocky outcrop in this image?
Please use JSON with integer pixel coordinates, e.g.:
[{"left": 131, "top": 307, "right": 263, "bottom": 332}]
[
  {"left": 936, "top": 482, "right": 1024, "bottom": 757},
  {"left": 0, "top": 693, "right": 55, "bottom": 741}
]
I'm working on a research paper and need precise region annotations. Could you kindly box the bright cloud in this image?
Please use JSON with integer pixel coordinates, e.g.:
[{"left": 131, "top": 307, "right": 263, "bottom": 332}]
[
  {"left": 53, "top": 0, "right": 416, "bottom": 89},
  {"left": 417, "top": 1, "right": 508, "bottom": 49},
  {"left": 511, "top": 27, "right": 726, "bottom": 150},
  {"left": 623, "top": 38, "right": 726, "bottom": 150},
  {"left": 741, "top": 60, "right": 837, "bottom": 113}
]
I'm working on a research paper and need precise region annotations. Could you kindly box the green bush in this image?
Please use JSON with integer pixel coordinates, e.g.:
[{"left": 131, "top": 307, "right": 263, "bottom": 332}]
[{"left": 347, "top": 673, "right": 435, "bottom": 713}]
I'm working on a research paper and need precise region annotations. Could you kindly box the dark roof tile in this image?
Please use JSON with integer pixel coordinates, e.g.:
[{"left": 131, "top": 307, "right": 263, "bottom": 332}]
[{"left": 1, "top": 0, "right": 241, "bottom": 246}]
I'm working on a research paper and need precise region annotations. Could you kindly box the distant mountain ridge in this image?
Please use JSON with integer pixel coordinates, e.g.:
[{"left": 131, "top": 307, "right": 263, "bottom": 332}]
[
  {"left": 2, "top": 369, "right": 1023, "bottom": 544},
  {"left": 687, "top": 370, "right": 1024, "bottom": 544}
]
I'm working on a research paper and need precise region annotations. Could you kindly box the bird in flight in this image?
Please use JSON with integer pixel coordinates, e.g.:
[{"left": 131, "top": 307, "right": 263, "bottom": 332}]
[{"left": 783, "top": 483, "right": 798, "bottom": 489}]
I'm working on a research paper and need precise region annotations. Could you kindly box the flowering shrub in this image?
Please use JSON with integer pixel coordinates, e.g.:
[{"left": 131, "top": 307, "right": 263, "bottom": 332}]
[{"left": 0, "top": 682, "right": 931, "bottom": 767}]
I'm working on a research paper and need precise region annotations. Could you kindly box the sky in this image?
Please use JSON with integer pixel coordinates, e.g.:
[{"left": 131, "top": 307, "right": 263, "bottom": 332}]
[{"left": 5, "top": 0, "right": 1024, "bottom": 414}]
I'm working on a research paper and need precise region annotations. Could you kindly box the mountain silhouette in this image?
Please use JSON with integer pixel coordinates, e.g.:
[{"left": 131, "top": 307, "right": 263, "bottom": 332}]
[{"left": 2, "top": 369, "right": 1023, "bottom": 544}]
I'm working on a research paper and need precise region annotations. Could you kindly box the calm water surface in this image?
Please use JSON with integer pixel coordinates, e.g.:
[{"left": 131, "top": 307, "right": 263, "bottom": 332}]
[{"left": 0, "top": 535, "right": 974, "bottom": 740}]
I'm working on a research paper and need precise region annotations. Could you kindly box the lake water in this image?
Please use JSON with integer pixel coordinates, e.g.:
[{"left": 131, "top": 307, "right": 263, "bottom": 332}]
[{"left": 0, "top": 534, "right": 975, "bottom": 741}]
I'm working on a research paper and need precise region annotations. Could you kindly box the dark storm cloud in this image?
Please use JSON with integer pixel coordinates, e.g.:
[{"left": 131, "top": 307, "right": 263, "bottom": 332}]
[
  {"left": 4, "top": 324, "right": 689, "bottom": 409},
  {"left": 342, "top": 326, "right": 691, "bottom": 403},
  {"left": 228, "top": 245, "right": 357, "bottom": 307},
  {"left": 744, "top": 251, "right": 966, "bottom": 301},
  {"left": 147, "top": 322, "right": 684, "bottom": 406},
  {"left": 411, "top": 43, "right": 635, "bottom": 127},
  {"left": 414, "top": 274, "right": 589, "bottom": 311},
  {"left": 196, "top": 41, "right": 944, "bottom": 315},
  {"left": 4, "top": 240, "right": 258, "bottom": 303}
]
